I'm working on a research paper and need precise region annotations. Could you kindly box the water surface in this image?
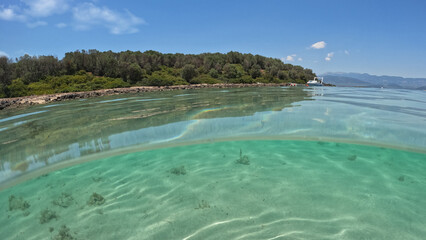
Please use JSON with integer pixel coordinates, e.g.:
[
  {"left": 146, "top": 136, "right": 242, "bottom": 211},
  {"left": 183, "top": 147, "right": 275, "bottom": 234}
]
[{"left": 0, "top": 87, "right": 425, "bottom": 239}]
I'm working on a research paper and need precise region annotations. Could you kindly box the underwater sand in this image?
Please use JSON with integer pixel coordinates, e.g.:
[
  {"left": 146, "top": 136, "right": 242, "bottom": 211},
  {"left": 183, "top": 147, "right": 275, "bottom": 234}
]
[{"left": 1, "top": 140, "right": 425, "bottom": 240}]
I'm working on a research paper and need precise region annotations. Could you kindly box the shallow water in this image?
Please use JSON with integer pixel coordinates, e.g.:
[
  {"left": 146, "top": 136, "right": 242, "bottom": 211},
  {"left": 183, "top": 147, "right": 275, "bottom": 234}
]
[
  {"left": 1, "top": 140, "right": 425, "bottom": 239},
  {"left": 0, "top": 87, "right": 425, "bottom": 239}
]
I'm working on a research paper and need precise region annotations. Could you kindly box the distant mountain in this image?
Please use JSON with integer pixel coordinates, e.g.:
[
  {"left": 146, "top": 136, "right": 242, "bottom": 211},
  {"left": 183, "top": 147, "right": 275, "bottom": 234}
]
[
  {"left": 321, "top": 72, "right": 426, "bottom": 89},
  {"left": 321, "top": 75, "right": 371, "bottom": 87}
]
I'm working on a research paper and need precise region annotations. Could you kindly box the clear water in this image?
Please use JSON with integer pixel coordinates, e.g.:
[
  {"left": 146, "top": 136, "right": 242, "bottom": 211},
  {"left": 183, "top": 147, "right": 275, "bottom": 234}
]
[{"left": 0, "top": 87, "right": 425, "bottom": 239}]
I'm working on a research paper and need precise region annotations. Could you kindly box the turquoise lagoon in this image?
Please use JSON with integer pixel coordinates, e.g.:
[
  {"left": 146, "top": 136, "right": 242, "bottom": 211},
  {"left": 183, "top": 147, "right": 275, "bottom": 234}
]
[{"left": 0, "top": 87, "right": 425, "bottom": 239}]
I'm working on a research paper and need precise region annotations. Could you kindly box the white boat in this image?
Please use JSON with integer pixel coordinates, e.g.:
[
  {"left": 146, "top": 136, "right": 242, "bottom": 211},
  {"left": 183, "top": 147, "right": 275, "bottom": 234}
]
[{"left": 306, "top": 77, "right": 324, "bottom": 86}]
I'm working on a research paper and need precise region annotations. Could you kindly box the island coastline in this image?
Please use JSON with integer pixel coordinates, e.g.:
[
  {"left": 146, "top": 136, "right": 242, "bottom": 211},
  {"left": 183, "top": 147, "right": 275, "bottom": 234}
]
[{"left": 0, "top": 83, "right": 294, "bottom": 110}]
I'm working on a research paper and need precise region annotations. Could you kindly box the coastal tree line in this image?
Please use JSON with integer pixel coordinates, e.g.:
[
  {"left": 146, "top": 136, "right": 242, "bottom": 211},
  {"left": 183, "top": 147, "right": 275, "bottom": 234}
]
[{"left": 0, "top": 50, "right": 316, "bottom": 97}]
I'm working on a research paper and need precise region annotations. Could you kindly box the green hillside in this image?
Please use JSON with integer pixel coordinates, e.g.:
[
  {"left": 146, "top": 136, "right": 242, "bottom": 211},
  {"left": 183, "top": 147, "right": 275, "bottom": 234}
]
[{"left": 0, "top": 50, "right": 316, "bottom": 98}]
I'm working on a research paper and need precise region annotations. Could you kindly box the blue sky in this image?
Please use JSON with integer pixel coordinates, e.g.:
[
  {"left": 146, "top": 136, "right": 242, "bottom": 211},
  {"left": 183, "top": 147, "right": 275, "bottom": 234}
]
[{"left": 1, "top": 0, "right": 426, "bottom": 78}]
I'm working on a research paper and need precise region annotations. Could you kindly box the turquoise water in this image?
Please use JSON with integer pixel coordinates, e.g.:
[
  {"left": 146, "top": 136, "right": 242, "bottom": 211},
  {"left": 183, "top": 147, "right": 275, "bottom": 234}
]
[{"left": 0, "top": 87, "right": 425, "bottom": 239}]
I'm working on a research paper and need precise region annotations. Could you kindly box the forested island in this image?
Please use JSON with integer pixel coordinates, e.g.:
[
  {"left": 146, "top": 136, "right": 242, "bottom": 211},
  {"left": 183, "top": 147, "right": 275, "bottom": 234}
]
[{"left": 0, "top": 50, "right": 316, "bottom": 98}]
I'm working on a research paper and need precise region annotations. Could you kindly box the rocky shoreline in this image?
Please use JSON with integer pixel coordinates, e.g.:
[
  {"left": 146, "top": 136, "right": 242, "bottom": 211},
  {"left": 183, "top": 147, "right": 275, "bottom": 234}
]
[{"left": 0, "top": 83, "right": 291, "bottom": 110}]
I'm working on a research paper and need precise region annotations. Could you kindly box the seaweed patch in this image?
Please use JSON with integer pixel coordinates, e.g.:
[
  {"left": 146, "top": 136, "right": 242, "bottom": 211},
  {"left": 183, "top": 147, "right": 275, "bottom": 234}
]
[
  {"left": 195, "top": 200, "right": 211, "bottom": 210},
  {"left": 236, "top": 149, "right": 250, "bottom": 165},
  {"left": 39, "top": 208, "right": 58, "bottom": 224},
  {"left": 53, "top": 225, "right": 75, "bottom": 240},
  {"left": 170, "top": 166, "right": 187, "bottom": 175},
  {"left": 92, "top": 176, "right": 103, "bottom": 182},
  {"left": 87, "top": 192, "right": 105, "bottom": 206},
  {"left": 8, "top": 195, "right": 30, "bottom": 211},
  {"left": 53, "top": 193, "right": 74, "bottom": 208}
]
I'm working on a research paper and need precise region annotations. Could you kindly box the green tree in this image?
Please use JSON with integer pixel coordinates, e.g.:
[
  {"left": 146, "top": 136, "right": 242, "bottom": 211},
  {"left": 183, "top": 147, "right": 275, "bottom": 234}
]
[
  {"left": 289, "top": 69, "right": 299, "bottom": 80},
  {"left": 0, "top": 57, "right": 12, "bottom": 86},
  {"left": 223, "top": 64, "right": 238, "bottom": 79},
  {"left": 239, "top": 75, "right": 255, "bottom": 84},
  {"left": 0, "top": 49, "right": 318, "bottom": 96},
  {"left": 249, "top": 64, "right": 262, "bottom": 79},
  {"left": 8, "top": 78, "right": 28, "bottom": 97},
  {"left": 227, "top": 51, "right": 243, "bottom": 64},
  {"left": 278, "top": 70, "right": 289, "bottom": 81},
  {"left": 208, "top": 68, "right": 219, "bottom": 78},
  {"left": 268, "top": 65, "right": 279, "bottom": 77},
  {"left": 181, "top": 64, "right": 197, "bottom": 82},
  {"left": 127, "top": 63, "right": 144, "bottom": 84},
  {"left": 144, "top": 72, "right": 187, "bottom": 86},
  {"left": 0, "top": 84, "right": 7, "bottom": 98}
]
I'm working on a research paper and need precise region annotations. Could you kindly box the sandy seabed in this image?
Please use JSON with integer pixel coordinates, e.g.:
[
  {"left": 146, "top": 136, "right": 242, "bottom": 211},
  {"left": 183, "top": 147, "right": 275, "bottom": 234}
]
[{"left": 1, "top": 140, "right": 425, "bottom": 240}]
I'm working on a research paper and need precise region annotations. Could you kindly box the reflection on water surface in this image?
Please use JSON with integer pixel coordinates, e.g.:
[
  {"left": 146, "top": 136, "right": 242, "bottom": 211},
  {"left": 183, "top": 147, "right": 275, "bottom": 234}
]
[{"left": 0, "top": 87, "right": 425, "bottom": 188}]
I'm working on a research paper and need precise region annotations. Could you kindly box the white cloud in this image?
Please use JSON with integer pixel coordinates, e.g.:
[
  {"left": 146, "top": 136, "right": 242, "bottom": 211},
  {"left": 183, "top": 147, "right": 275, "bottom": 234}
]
[
  {"left": 298, "top": 57, "right": 303, "bottom": 61},
  {"left": 325, "top": 52, "right": 334, "bottom": 61},
  {"left": 0, "top": 6, "right": 26, "bottom": 21},
  {"left": 0, "top": 7, "right": 16, "bottom": 20},
  {"left": 27, "top": 20, "right": 48, "bottom": 28},
  {"left": 344, "top": 50, "right": 350, "bottom": 55},
  {"left": 56, "top": 22, "right": 66, "bottom": 28},
  {"left": 285, "top": 54, "right": 296, "bottom": 62},
  {"left": 0, "top": 0, "right": 68, "bottom": 22},
  {"left": 310, "top": 41, "right": 326, "bottom": 49},
  {"left": 0, "top": 50, "right": 9, "bottom": 58},
  {"left": 0, "top": 1, "right": 145, "bottom": 34},
  {"left": 72, "top": 3, "right": 145, "bottom": 34},
  {"left": 22, "top": 0, "right": 69, "bottom": 17}
]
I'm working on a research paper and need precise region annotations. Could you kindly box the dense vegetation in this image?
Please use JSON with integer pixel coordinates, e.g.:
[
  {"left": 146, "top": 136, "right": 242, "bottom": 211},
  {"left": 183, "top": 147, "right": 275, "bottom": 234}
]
[{"left": 0, "top": 50, "right": 316, "bottom": 98}]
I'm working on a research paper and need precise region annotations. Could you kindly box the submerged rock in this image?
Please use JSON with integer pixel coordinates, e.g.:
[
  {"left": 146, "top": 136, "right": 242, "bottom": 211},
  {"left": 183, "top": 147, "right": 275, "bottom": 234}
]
[
  {"left": 347, "top": 155, "right": 357, "bottom": 161},
  {"left": 87, "top": 192, "right": 105, "bottom": 206},
  {"left": 170, "top": 166, "right": 187, "bottom": 175},
  {"left": 8, "top": 195, "right": 30, "bottom": 211}
]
